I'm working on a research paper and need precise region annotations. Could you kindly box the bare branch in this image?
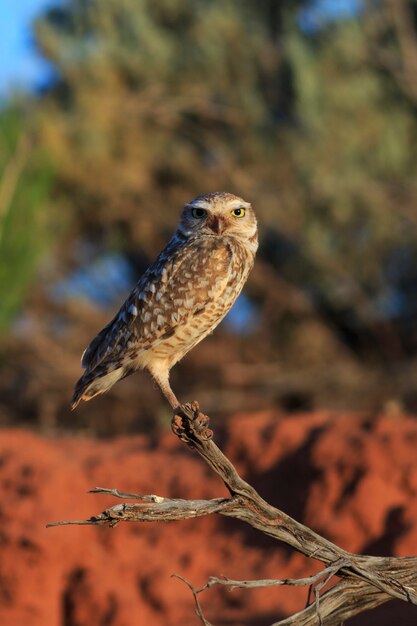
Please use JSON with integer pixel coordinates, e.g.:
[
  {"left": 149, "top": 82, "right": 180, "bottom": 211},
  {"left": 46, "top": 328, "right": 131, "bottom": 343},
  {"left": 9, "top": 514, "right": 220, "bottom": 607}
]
[
  {"left": 47, "top": 494, "right": 236, "bottom": 528},
  {"left": 47, "top": 402, "right": 417, "bottom": 625},
  {"left": 196, "top": 558, "right": 348, "bottom": 595}
]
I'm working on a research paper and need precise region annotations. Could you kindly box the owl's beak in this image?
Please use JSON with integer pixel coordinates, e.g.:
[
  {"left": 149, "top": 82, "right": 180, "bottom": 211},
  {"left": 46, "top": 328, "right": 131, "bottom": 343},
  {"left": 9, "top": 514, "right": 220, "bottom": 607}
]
[{"left": 208, "top": 216, "right": 224, "bottom": 235}]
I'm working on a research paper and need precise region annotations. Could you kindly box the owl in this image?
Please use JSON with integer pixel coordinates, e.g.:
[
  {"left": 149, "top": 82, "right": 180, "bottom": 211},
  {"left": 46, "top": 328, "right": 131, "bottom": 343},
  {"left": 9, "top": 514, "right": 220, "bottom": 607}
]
[{"left": 71, "top": 192, "right": 258, "bottom": 411}]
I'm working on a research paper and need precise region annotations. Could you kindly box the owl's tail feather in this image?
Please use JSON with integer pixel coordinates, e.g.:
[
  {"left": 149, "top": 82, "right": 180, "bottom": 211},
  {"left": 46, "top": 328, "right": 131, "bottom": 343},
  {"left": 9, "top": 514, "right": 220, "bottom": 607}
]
[{"left": 71, "top": 367, "right": 124, "bottom": 410}]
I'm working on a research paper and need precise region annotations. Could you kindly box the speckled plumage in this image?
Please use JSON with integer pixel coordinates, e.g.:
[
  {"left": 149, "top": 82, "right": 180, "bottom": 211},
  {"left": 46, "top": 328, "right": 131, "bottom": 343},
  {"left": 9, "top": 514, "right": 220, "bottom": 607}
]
[{"left": 72, "top": 192, "right": 258, "bottom": 410}]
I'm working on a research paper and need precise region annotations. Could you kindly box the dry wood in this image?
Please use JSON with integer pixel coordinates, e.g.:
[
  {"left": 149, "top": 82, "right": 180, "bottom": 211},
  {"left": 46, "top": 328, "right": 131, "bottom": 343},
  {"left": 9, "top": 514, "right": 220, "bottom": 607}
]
[{"left": 47, "top": 402, "right": 417, "bottom": 625}]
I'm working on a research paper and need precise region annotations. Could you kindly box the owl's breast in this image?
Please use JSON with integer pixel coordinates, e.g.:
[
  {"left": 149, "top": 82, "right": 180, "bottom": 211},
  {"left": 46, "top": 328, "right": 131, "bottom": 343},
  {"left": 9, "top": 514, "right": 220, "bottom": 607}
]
[
  {"left": 146, "top": 239, "right": 253, "bottom": 366},
  {"left": 146, "top": 298, "right": 229, "bottom": 366}
]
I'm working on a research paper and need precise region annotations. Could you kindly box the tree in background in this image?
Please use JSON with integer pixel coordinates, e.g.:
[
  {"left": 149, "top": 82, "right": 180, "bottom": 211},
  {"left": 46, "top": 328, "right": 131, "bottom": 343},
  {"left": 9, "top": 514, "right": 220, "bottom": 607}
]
[
  {"left": 2, "top": 0, "right": 417, "bottom": 431},
  {"left": 0, "top": 107, "right": 53, "bottom": 331},
  {"left": 33, "top": 0, "right": 293, "bottom": 254}
]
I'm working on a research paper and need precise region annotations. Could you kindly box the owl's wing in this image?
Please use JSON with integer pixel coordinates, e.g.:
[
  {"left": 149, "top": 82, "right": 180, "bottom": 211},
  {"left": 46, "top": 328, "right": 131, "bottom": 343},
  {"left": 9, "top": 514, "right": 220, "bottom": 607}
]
[{"left": 81, "top": 237, "right": 233, "bottom": 373}]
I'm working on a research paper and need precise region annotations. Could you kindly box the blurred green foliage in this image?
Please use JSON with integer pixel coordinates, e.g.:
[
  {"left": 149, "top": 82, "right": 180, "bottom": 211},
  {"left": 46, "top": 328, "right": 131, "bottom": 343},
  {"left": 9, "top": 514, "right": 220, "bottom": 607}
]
[
  {"left": 33, "top": 0, "right": 292, "bottom": 253},
  {"left": 0, "top": 108, "right": 53, "bottom": 331}
]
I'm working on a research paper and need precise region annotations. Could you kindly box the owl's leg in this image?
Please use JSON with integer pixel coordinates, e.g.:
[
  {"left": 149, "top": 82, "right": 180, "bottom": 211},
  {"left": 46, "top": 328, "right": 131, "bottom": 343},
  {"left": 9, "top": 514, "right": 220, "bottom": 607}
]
[{"left": 147, "top": 364, "right": 180, "bottom": 410}]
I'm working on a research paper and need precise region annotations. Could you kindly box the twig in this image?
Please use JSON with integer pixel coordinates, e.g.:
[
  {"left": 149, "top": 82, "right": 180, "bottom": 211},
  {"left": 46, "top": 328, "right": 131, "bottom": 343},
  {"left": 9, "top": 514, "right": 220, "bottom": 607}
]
[
  {"left": 197, "top": 559, "right": 349, "bottom": 593},
  {"left": 172, "top": 575, "right": 214, "bottom": 626},
  {"left": 89, "top": 487, "right": 165, "bottom": 502}
]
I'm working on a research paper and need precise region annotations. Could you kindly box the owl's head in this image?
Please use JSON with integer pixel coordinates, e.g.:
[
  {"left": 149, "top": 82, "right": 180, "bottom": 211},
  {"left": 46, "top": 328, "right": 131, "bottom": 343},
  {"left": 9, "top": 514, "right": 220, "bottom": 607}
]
[{"left": 178, "top": 192, "right": 258, "bottom": 250}]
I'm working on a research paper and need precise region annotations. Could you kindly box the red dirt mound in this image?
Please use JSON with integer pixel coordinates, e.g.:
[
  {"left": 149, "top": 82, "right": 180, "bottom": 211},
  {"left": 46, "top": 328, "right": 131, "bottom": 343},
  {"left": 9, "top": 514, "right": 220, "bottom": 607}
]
[{"left": 0, "top": 411, "right": 417, "bottom": 626}]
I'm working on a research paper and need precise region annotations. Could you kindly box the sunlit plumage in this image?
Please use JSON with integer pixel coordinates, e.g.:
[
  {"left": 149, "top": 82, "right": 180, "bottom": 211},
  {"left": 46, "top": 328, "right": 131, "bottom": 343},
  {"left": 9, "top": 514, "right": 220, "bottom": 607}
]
[{"left": 72, "top": 192, "right": 258, "bottom": 410}]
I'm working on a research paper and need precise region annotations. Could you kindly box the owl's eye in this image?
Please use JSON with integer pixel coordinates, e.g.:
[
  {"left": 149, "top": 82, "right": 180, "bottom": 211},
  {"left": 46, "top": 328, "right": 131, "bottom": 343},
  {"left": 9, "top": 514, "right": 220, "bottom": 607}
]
[
  {"left": 191, "top": 207, "right": 207, "bottom": 219},
  {"left": 231, "top": 207, "right": 245, "bottom": 218}
]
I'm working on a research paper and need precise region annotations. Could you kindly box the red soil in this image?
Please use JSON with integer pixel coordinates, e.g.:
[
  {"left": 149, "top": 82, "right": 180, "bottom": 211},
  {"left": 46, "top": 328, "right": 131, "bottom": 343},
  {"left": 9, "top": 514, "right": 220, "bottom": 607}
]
[{"left": 0, "top": 411, "right": 417, "bottom": 626}]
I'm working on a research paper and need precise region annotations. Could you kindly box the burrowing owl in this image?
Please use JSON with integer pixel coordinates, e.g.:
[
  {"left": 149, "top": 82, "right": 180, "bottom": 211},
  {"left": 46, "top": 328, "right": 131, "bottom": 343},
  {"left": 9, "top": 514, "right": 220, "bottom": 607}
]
[{"left": 71, "top": 192, "right": 258, "bottom": 410}]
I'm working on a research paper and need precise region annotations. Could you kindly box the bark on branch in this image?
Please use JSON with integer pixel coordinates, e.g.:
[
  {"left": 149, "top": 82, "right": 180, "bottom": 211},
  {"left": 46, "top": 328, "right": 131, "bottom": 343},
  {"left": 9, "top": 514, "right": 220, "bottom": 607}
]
[{"left": 47, "top": 402, "right": 417, "bottom": 625}]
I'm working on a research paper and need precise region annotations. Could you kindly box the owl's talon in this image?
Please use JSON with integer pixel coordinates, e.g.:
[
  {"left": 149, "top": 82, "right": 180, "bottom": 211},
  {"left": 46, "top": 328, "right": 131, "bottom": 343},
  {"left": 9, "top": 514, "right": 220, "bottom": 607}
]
[
  {"left": 171, "top": 402, "right": 212, "bottom": 444},
  {"left": 191, "top": 400, "right": 200, "bottom": 414},
  {"left": 202, "top": 428, "right": 214, "bottom": 440},
  {"left": 196, "top": 412, "right": 210, "bottom": 428}
]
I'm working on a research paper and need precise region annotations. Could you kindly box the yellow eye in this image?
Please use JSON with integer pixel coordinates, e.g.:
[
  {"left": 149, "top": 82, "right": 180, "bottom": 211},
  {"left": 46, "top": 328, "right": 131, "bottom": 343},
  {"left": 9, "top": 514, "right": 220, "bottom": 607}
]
[
  {"left": 191, "top": 207, "right": 207, "bottom": 219},
  {"left": 231, "top": 207, "right": 245, "bottom": 218}
]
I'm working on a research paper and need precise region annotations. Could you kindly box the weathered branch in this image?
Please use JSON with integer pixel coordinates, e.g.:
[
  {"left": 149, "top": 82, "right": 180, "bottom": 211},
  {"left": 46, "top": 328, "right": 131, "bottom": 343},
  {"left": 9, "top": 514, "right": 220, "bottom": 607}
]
[{"left": 47, "top": 402, "right": 417, "bottom": 625}]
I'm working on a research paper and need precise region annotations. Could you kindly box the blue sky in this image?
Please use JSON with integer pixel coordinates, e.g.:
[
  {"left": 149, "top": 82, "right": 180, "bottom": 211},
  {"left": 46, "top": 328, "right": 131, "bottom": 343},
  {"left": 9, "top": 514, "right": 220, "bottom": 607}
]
[
  {"left": 299, "top": 0, "right": 361, "bottom": 32},
  {"left": 0, "top": 0, "right": 56, "bottom": 97},
  {"left": 0, "top": 0, "right": 361, "bottom": 98}
]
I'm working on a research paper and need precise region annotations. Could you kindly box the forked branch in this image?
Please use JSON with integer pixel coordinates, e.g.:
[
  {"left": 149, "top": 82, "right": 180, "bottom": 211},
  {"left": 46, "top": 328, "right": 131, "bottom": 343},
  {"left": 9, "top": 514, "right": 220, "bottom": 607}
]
[{"left": 47, "top": 402, "right": 417, "bottom": 625}]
